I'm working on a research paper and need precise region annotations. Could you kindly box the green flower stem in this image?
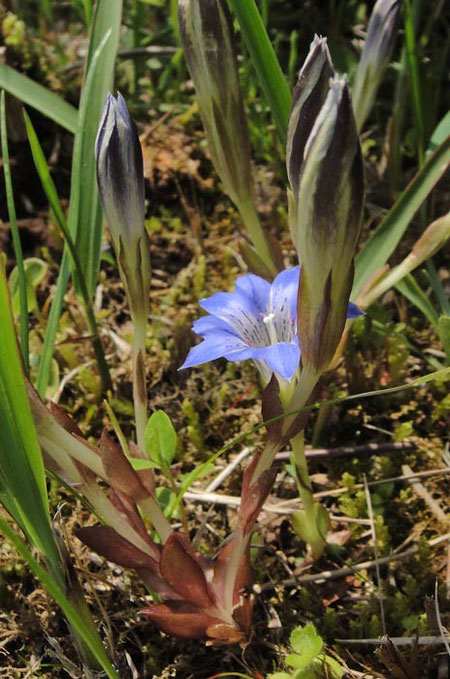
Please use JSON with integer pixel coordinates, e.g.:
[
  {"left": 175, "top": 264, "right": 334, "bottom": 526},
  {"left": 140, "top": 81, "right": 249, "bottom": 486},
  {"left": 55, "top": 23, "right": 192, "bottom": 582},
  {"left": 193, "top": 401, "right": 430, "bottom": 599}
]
[
  {"left": 238, "top": 199, "right": 278, "bottom": 276},
  {"left": 290, "top": 431, "right": 327, "bottom": 560},
  {"left": 131, "top": 313, "right": 148, "bottom": 454},
  {"left": 290, "top": 432, "right": 313, "bottom": 511}
]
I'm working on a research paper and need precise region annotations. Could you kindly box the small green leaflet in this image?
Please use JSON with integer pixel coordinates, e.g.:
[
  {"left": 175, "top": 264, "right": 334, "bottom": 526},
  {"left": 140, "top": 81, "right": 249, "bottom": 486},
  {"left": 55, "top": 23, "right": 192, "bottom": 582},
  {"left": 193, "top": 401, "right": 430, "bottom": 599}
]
[{"left": 144, "top": 410, "right": 177, "bottom": 468}]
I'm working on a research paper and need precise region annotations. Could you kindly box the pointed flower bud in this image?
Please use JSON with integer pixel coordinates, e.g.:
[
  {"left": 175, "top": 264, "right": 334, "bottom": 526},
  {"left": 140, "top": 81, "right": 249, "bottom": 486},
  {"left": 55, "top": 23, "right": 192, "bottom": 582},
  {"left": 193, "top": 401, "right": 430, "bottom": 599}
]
[
  {"left": 352, "top": 0, "right": 401, "bottom": 131},
  {"left": 286, "top": 36, "right": 334, "bottom": 198},
  {"left": 95, "top": 93, "right": 151, "bottom": 320},
  {"left": 178, "top": 0, "right": 252, "bottom": 208},
  {"left": 178, "top": 0, "right": 278, "bottom": 275},
  {"left": 290, "top": 78, "right": 364, "bottom": 373}
]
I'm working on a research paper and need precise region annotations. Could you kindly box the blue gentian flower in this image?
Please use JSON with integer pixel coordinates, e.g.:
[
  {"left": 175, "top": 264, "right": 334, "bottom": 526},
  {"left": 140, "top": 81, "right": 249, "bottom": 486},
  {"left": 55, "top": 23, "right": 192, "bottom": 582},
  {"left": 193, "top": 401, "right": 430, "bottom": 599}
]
[{"left": 180, "top": 267, "right": 362, "bottom": 382}]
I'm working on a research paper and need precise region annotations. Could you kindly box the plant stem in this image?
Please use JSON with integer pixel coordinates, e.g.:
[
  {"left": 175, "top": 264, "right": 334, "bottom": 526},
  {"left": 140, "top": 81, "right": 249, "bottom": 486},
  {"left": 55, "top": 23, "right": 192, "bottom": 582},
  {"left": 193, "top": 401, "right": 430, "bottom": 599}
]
[
  {"left": 131, "top": 313, "right": 148, "bottom": 453},
  {"left": 290, "top": 432, "right": 327, "bottom": 560},
  {"left": 291, "top": 433, "right": 313, "bottom": 509},
  {"left": 238, "top": 199, "right": 278, "bottom": 276}
]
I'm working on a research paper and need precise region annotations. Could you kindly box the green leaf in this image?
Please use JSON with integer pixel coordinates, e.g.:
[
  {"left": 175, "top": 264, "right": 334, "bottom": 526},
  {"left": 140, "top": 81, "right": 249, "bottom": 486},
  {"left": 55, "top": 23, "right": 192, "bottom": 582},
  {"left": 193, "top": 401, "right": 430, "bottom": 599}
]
[
  {"left": 36, "top": 0, "right": 121, "bottom": 394},
  {"left": 287, "top": 624, "right": 323, "bottom": 670},
  {"left": 226, "top": 0, "right": 291, "bottom": 140},
  {"left": 267, "top": 674, "right": 292, "bottom": 679},
  {"left": 0, "top": 261, "right": 50, "bottom": 542},
  {"left": 427, "top": 111, "right": 450, "bottom": 155},
  {"left": 395, "top": 273, "right": 439, "bottom": 330},
  {"left": 127, "top": 456, "right": 160, "bottom": 470},
  {"left": 9, "top": 257, "right": 48, "bottom": 315},
  {"left": 156, "top": 487, "right": 179, "bottom": 518},
  {"left": 145, "top": 411, "right": 177, "bottom": 468},
  {"left": 0, "top": 64, "right": 78, "bottom": 132},
  {"left": 1, "top": 91, "right": 29, "bottom": 373},
  {"left": 438, "top": 316, "right": 450, "bottom": 362},
  {"left": 69, "top": 0, "right": 122, "bottom": 297},
  {"left": 353, "top": 135, "right": 450, "bottom": 299}
]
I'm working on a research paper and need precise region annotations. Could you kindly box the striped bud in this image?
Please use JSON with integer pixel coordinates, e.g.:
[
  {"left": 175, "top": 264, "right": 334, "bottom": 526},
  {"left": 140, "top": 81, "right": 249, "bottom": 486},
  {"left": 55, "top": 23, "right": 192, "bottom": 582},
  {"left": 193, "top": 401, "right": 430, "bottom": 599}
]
[
  {"left": 286, "top": 36, "right": 334, "bottom": 199},
  {"left": 178, "top": 0, "right": 252, "bottom": 209},
  {"left": 290, "top": 78, "right": 364, "bottom": 373},
  {"left": 95, "top": 93, "right": 151, "bottom": 321},
  {"left": 352, "top": 0, "right": 401, "bottom": 131}
]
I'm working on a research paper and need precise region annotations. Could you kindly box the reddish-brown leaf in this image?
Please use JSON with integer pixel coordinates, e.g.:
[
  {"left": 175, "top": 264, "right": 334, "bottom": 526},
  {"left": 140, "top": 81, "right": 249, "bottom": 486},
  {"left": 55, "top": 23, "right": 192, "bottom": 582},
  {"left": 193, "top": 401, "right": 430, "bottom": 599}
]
[
  {"left": 142, "top": 602, "right": 222, "bottom": 639},
  {"left": 160, "top": 533, "right": 214, "bottom": 608},
  {"left": 98, "top": 430, "right": 149, "bottom": 502},
  {"left": 77, "top": 525, "right": 158, "bottom": 571}
]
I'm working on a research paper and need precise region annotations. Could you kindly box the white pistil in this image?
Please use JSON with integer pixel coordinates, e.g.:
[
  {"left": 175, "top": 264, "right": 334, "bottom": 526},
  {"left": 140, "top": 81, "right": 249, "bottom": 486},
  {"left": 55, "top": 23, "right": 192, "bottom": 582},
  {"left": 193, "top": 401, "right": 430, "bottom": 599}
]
[{"left": 263, "top": 311, "right": 278, "bottom": 345}]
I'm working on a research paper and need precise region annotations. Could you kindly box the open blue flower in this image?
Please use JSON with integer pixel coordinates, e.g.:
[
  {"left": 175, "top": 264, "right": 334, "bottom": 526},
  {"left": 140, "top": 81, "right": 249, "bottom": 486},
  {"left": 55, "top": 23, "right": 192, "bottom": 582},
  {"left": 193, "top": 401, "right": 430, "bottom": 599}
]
[{"left": 180, "top": 266, "right": 362, "bottom": 382}]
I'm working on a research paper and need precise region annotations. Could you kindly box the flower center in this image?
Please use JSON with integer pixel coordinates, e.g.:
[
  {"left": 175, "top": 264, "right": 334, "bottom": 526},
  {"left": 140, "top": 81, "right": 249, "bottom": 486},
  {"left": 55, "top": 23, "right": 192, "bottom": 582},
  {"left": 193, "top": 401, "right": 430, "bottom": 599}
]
[{"left": 263, "top": 311, "right": 278, "bottom": 345}]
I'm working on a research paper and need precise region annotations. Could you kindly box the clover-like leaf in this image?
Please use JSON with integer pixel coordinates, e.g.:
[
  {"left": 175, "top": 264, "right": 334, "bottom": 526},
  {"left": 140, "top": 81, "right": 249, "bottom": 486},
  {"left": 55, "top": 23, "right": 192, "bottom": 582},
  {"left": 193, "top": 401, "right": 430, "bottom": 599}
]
[
  {"left": 286, "top": 624, "right": 323, "bottom": 670},
  {"left": 144, "top": 410, "right": 177, "bottom": 468}
]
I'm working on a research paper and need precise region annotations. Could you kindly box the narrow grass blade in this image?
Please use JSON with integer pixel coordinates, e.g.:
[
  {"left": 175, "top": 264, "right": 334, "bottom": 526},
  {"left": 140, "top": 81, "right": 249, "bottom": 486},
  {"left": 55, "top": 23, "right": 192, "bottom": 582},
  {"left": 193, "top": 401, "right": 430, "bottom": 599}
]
[
  {"left": 404, "top": 0, "right": 425, "bottom": 163},
  {"left": 0, "top": 91, "right": 29, "bottom": 374},
  {"left": 438, "top": 316, "right": 450, "bottom": 363},
  {"left": 425, "top": 259, "right": 450, "bottom": 315},
  {"left": 0, "top": 261, "right": 117, "bottom": 674},
  {"left": 226, "top": 0, "right": 291, "bottom": 140},
  {"left": 0, "top": 64, "right": 78, "bottom": 132},
  {"left": 428, "top": 112, "right": 450, "bottom": 156},
  {"left": 36, "top": 254, "right": 70, "bottom": 396},
  {"left": 36, "top": 0, "right": 122, "bottom": 394},
  {"left": 0, "top": 260, "right": 55, "bottom": 554},
  {"left": 0, "top": 519, "right": 119, "bottom": 679},
  {"left": 395, "top": 274, "right": 439, "bottom": 330},
  {"left": 23, "top": 111, "right": 67, "bottom": 231},
  {"left": 70, "top": 0, "right": 122, "bottom": 297},
  {"left": 24, "top": 111, "right": 112, "bottom": 392},
  {"left": 353, "top": 135, "right": 450, "bottom": 298}
]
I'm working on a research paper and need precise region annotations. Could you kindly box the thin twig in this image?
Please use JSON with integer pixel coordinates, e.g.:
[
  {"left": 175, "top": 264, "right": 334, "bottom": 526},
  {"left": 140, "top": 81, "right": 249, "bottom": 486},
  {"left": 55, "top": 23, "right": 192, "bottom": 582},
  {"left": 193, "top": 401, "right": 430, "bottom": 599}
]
[
  {"left": 314, "top": 467, "right": 450, "bottom": 499},
  {"left": 276, "top": 441, "right": 416, "bottom": 461},
  {"left": 402, "top": 464, "right": 448, "bottom": 525},
  {"left": 205, "top": 447, "right": 254, "bottom": 492},
  {"left": 364, "top": 475, "right": 386, "bottom": 635},
  {"left": 184, "top": 490, "right": 371, "bottom": 525},
  {"left": 335, "top": 635, "right": 450, "bottom": 646},
  {"left": 259, "top": 532, "right": 450, "bottom": 589},
  {"left": 434, "top": 579, "right": 450, "bottom": 656}
]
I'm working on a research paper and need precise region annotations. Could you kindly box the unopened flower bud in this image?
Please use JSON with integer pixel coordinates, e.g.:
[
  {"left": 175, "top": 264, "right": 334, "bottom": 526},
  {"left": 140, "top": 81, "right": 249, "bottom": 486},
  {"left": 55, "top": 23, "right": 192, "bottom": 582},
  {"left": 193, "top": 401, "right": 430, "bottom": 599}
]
[
  {"left": 352, "top": 0, "right": 401, "bottom": 131},
  {"left": 178, "top": 0, "right": 278, "bottom": 275},
  {"left": 95, "top": 93, "right": 151, "bottom": 321},
  {"left": 178, "top": 0, "right": 252, "bottom": 209},
  {"left": 286, "top": 35, "right": 334, "bottom": 199},
  {"left": 290, "top": 78, "right": 364, "bottom": 373}
]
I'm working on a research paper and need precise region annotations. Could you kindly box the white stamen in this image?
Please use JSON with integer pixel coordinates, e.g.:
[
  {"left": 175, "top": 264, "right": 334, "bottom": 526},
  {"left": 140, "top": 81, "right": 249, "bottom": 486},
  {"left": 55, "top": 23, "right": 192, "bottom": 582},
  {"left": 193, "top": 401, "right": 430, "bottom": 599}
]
[
  {"left": 263, "top": 312, "right": 278, "bottom": 345},
  {"left": 263, "top": 312, "right": 275, "bottom": 324}
]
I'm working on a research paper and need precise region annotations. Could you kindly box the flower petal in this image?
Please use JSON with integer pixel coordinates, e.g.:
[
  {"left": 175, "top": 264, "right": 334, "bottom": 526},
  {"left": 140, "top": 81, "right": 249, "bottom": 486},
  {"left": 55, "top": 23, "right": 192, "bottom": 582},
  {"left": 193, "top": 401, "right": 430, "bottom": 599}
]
[
  {"left": 192, "top": 315, "right": 240, "bottom": 338},
  {"left": 270, "top": 266, "right": 300, "bottom": 317},
  {"left": 234, "top": 274, "right": 270, "bottom": 314},
  {"left": 180, "top": 332, "right": 246, "bottom": 370},
  {"left": 254, "top": 342, "right": 301, "bottom": 380},
  {"left": 200, "top": 291, "right": 268, "bottom": 346},
  {"left": 347, "top": 301, "right": 364, "bottom": 318},
  {"left": 267, "top": 266, "right": 300, "bottom": 342}
]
